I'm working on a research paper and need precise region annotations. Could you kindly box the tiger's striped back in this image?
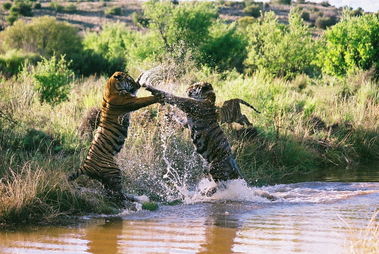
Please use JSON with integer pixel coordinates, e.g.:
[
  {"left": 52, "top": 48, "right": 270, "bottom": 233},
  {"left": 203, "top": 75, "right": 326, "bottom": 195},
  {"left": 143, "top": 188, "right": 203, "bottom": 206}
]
[
  {"left": 218, "top": 98, "right": 260, "bottom": 126},
  {"left": 69, "top": 72, "right": 159, "bottom": 201}
]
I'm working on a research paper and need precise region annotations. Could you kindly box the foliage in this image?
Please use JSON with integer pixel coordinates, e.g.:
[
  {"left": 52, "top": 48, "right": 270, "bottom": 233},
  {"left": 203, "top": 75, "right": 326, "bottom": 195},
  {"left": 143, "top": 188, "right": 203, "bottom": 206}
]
[
  {"left": 244, "top": 4, "right": 261, "bottom": 18},
  {"left": 142, "top": 0, "right": 217, "bottom": 61},
  {"left": 50, "top": 2, "right": 64, "bottom": 12},
  {"left": 83, "top": 23, "right": 134, "bottom": 75},
  {"left": 201, "top": 23, "right": 248, "bottom": 72},
  {"left": 105, "top": 6, "right": 122, "bottom": 16},
  {"left": 0, "top": 50, "right": 40, "bottom": 77},
  {"left": 245, "top": 10, "right": 319, "bottom": 78},
  {"left": 25, "top": 55, "right": 74, "bottom": 106},
  {"left": 271, "top": 0, "right": 291, "bottom": 5},
  {"left": 0, "top": 17, "right": 82, "bottom": 64},
  {"left": 2, "top": 2, "right": 12, "bottom": 10},
  {"left": 10, "top": 1, "right": 33, "bottom": 17},
  {"left": 317, "top": 14, "right": 379, "bottom": 76},
  {"left": 131, "top": 11, "right": 150, "bottom": 28},
  {"left": 33, "top": 2, "right": 41, "bottom": 9},
  {"left": 315, "top": 15, "right": 337, "bottom": 29}
]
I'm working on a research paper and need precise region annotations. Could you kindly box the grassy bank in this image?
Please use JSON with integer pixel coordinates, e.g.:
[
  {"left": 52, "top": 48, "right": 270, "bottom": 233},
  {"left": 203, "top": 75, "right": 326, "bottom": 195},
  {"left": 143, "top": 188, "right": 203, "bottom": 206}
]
[{"left": 1, "top": 68, "right": 378, "bottom": 226}]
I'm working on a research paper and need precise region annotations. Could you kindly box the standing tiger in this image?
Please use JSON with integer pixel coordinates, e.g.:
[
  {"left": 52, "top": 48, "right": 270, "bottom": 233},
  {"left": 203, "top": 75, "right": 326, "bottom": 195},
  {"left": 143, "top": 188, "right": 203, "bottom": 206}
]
[
  {"left": 218, "top": 99, "right": 260, "bottom": 126},
  {"left": 139, "top": 75, "right": 242, "bottom": 183},
  {"left": 68, "top": 72, "right": 160, "bottom": 203}
]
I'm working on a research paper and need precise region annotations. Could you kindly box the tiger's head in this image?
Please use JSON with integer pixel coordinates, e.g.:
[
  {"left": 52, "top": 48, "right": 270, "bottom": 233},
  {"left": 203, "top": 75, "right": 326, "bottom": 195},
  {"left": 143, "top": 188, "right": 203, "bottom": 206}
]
[
  {"left": 186, "top": 82, "right": 216, "bottom": 104},
  {"left": 104, "top": 72, "right": 140, "bottom": 100}
]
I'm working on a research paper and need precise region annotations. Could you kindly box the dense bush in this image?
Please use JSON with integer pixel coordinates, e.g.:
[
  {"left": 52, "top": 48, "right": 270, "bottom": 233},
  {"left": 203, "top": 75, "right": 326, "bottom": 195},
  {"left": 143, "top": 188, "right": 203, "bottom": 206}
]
[
  {"left": 315, "top": 15, "right": 337, "bottom": 29},
  {"left": 10, "top": 1, "right": 33, "bottom": 17},
  {"left": 83, "top": 23, "right": 134, "bottom": 75},
  {"left": 50, "top": 2, "right": 63, "bottom": 12},
  {"left": 142, "top": 1, "right": 247, "bottom": 71},
  {"left": 33, "top": 2, "right": 41, "bottom": 9},
  {"left": 244, "top": 4, "right": 261, "bottom": 18},
  {"left": 64, "top": 4, "right": 77, "bottom": 13},
  {"left": 2, "top": 2, "right": 12, "bottom": 10},
  {"left": 317, "top": 14, "right": 379, "bottom": 76},
  {"left": 105, "top": 6, "right": 122, "bottom": 16},
  {"left": 245, "top": 10, "right": 319, "bottom": 78},
  {"left": 0, "top": 17, "right": 82, "bottom": 63},
  {"left": 271, "top": 0, "right": 291, "bottom": 5},
  {"left": 143, "top": 1, "right": 217, "bottom": 60},
  {"left": 301, "top": 11, "right": 310, "bottom": 21},
  {"left": 201, "top": 23, "right": 248, "bottom": 72},
  {"left": 131, "top": 11, "right": 150, "bottom": 28},
  {"left": 24, "top": 55, "right": 74, "bottom": 106}
]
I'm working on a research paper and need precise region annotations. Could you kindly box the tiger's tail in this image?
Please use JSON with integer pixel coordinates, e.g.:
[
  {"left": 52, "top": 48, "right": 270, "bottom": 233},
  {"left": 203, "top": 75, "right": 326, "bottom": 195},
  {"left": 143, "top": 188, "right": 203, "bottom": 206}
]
[{"left": 236, "top": 99, "right": 261, "bottom": 114}]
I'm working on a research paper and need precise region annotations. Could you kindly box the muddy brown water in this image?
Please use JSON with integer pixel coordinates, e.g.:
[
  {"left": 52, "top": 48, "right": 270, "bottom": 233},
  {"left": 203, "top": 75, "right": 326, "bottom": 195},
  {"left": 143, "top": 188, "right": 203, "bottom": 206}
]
[{"left": 0, "top": 164, "right": 378, "bottom": 254}]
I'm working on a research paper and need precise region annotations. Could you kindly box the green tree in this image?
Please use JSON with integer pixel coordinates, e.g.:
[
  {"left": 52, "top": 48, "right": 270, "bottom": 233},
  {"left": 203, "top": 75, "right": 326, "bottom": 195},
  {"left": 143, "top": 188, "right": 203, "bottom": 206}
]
[
  {"left": 245, "top": 10, "right": 319, "bottom": 78},
  {"left": 317, "top": 14, "right": 379, "bottom": 76},
  {"left": 26, "top": 55, "right": 74, "bottom": 106},
  {"left": 142, "top": 0, "right": 217, "bottom": 61},
  {"left": 0, "top": 17, "right": 82, "bottom": 64},
  {"left": 83, "top": 23, "right": 136, "bottom": 74}
]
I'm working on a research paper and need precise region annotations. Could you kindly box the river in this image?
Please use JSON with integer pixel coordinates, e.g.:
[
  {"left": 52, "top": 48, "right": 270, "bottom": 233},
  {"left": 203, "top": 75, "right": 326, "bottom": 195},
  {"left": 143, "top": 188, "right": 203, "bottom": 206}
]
[{"left": 0, "top": 164, "right": 378, "bottom": 254}]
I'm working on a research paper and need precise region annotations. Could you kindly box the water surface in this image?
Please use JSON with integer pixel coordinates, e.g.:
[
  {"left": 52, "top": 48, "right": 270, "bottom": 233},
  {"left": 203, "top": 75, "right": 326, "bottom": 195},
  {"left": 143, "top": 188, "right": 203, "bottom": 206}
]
[{"left": 1, "top": 165, "right": 378, "bottom": 254}]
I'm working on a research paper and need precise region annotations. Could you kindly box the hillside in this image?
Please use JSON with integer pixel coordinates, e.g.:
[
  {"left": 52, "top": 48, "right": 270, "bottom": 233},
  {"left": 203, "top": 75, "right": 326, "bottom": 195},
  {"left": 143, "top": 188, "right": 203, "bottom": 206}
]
[{"left": 0, "top": 0, "right": 350, "bottom": 32}]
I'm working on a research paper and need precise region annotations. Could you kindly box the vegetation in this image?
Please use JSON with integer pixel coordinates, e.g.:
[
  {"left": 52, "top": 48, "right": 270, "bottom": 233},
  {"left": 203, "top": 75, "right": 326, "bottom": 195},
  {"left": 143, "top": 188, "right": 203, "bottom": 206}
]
[
  {"left": 317, "top": 13, "right": 379, "bottom": 76},
  {"left": 0, "top": 1, "right": 378, "bottom": 226}
]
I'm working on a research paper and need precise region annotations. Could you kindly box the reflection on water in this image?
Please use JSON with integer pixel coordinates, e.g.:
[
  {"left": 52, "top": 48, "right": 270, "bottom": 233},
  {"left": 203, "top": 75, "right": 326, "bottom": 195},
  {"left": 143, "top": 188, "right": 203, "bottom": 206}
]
[{"left": 1, "top": 168, "right": 378, "bottom": 254}]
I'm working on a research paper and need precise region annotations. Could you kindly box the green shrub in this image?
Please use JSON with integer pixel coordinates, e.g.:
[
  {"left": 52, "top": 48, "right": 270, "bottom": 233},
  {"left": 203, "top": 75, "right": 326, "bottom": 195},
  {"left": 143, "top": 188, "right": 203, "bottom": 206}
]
[
  {"left": 10, "top": 1, "right": 33, "bottom": 17},
  {"left": 5, "top": 13, "right": 18, "bottom": 25},
  {"left": 83, "top": 23, "right": 133, "bottom": 75},
  {"left": 315, "top": 15, "right": 337, "bottom": 29},
  {"left": 50, "top": 2, "right": 63, "bottom": 12},
  {"left": 0, "top": 50, "right": 40, "bottom": 77},
  {"left": 143, "top": 1, "right": 217, "bottom": 60},
  {"left": 0, "top": 17, "right": 82, "bottom": 65},
  {"left": 25, "top": 55, "right": 74, "bottom": 106},
  {"left": 244, "top": 4, "right": 261, "bottom": 18},
  {"left": 301, "top": 11, "right": 310, "bottom": 21},
  {"left": 105, "top": 6, "right": 122, "bottom": 16},
  {"left": 64, "top": 4, "right": 77, "bottom": 13},
  {"left": 320, "top": 1, "right": 330, "bottom": 7},
  {"left": 33, "top": 2, "right": 41, "bottom": 9},
  {"left": 271, "top": 0, "right": 291, "bottom": 5},
  {"left": 11, "top": 1, "right": 32, "bottom": 16},
  {"left": 2, "top": 2, "right": 12, "bottom": 10},
  {"left": 201, "top": 23, "right": 248, "bottom": 72},
  {"left": 317, "top": 14, "right": 379, "bottom": 76},
  {"left": 131, "top": 11, "right": 150, "bottom": 28},
  {"left": 245, "top": 10, "right": 319, "bottom": 78}
]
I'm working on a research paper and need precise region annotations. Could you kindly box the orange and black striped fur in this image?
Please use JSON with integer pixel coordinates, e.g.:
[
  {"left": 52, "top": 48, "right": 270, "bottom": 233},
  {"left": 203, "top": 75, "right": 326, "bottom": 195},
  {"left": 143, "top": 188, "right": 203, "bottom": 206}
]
[
  {"left": 218, "top": 99, "right": 260, "bottom": 126},
  {"left": 68, "top": 72, "right": 159, "bottom": 201},
  {"left": 141, "top": 81, "right": 242, "bottom": 182}
]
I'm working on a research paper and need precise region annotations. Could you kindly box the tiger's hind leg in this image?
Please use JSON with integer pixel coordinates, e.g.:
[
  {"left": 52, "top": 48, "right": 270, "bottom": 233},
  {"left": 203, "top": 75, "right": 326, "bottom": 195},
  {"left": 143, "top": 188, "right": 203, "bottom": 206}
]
[{"left": 237, "top": 114, "right": 253, "bottom": 126}]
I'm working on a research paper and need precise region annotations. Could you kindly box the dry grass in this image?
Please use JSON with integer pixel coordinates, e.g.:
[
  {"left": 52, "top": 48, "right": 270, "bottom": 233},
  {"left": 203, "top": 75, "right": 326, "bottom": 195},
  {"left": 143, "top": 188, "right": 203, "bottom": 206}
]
[{"left": 348, "top": 210, "right": 379, "bottom": 254}]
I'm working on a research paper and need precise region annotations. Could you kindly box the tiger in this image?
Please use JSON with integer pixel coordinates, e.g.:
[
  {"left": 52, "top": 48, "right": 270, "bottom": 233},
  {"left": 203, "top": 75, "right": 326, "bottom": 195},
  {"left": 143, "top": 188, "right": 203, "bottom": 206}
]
[
  {"left": 68, "top": 72, "right": 160, "bottom": 203},
  {"left": 139, "top": 75, "right": 242, "bottom": 184},
  {"left": 217, "top": 98, "right": 260, "bottom": 126}
]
